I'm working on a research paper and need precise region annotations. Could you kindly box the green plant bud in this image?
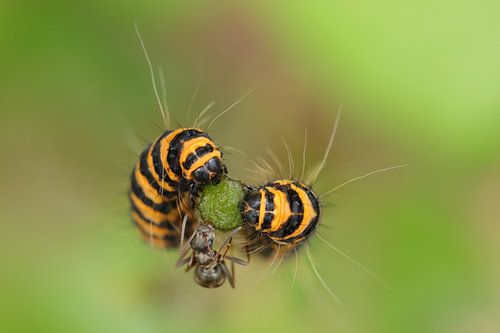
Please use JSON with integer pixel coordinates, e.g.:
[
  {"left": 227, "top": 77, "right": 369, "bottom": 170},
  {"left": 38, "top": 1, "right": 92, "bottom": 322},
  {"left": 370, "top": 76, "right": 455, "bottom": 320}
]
[{"left": 197, "top": 176, "right": 245, "bottom": 231}]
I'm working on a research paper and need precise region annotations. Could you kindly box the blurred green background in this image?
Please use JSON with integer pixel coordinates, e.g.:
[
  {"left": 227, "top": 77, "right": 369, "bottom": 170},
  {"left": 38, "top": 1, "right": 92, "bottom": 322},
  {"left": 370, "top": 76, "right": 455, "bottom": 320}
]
[{"left": 1, "top": 1, "right": 499, "bottom": 332}]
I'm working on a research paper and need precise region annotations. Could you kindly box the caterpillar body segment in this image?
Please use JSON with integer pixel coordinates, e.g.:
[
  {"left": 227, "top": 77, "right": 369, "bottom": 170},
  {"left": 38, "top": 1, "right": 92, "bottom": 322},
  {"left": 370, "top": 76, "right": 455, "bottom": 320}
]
[{"left": 240, "top": 179, "right": 320, "bottom": 248}]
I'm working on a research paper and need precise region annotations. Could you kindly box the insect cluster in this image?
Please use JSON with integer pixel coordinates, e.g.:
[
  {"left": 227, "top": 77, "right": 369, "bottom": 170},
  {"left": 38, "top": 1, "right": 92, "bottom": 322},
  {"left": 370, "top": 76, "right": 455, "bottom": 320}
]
[
  {"left": 129, "top": 124, "right": 324, "bottom": 288},
  {"left": 129, "top": 26, "right": 405, "bottom": 294}
]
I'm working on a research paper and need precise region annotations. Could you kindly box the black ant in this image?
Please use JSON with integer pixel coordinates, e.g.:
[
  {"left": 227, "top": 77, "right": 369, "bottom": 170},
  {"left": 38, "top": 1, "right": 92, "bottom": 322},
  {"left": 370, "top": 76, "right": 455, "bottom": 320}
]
[{"left": 176, "top": 217, "right": 248, "bottom": 288}]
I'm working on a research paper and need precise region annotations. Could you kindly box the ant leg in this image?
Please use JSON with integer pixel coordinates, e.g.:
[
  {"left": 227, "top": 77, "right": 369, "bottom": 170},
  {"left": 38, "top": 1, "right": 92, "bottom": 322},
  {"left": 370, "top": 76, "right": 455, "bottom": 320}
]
[
  {"left": 177, "top": 215, "right": 190, "bottom": 255},
  {"left": 176, "top": 218, "right": 198, "bottom": 268},
  {"left": 231, "top": 260, "right": 235, "bottom": 287},
  {"left": 178, "top": 223, "right": 198, "bottom": 261},
  {"left": 221, "top": 235, "right": 234, "bottom": 261},
  {"left": 218, "top": 226, "right": 242, "bottom": 253},
  {"left": 175, "top": 256, "right": 191, "bottom": 267},
  {"left": 176, "top": 251, "right": 196, "bottom": 268},
  {"left": 245, "top": 242, "right": 251, "bottom": 264},
  {"left": 220, "top": 260, "right": 235, "bottom": 288},
  {"left": 183, "top": 253, "right": 197, "bottom": 272}
]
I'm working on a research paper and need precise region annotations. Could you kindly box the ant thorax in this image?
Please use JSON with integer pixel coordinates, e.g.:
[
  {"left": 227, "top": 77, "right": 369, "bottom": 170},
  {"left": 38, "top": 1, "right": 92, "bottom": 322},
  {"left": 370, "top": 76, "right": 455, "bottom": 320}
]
[{"left": 194, "top": 251, "right": 214, "bottom": 266}]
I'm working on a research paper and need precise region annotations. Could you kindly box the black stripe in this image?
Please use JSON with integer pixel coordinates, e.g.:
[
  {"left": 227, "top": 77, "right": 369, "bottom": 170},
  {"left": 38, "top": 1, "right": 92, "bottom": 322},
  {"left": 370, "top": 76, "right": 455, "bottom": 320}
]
[
  {"left": 287, "top": 215, "right": 320, "bottom": 244},
  {"left": 260, "top": 188, "right": 275, "bottom": 230},
  {"left": 269, "top": 215, "right": 302, "bottom": 240},
  {"left": 305, "top": 187, "right": 321, "bottom": 216},
  {"left": 138, "top": 145, "right": 160, "bottom": 191},
  {"left": 264, "top": 188, "right": 275, "bottom": 212},
  {"left": 181, "top": 144, "right": 215, "bottom": 170},
  {"left": 136, "top": 225, "right": 179, "bottom": 243},
  {"left": 285, "top": 184, "right": 304, "bottom": 215},
  {"left": 246, "top": 188, "right": 261, "bottom": 210},
  {"left": 195, "top": 144, "right": 214, "bottom": 158},
  {"left": 130, "top": 172, "right": 176, "bottom": 214},
  {"left": 268, "top": 185, "right": 304, "bottom": 240},
  {"left": 138, "top": 144, "right": 177, "bottom": 199},
  {"left": 290, "top": 185, "right": 321, "bottom": 242},
  {"left": 182, "top": 152, "right": 198, "bottom": 170},
  {"left": 262, "top": 213, "right": 274, "bottom": 230},
  {"left": 293, "top": 181, "right": 320, "bottom": 213},
  {"left": 240, "top": 189, "right": 261, "bottom": 225},
  {"left": 280, "top": 181, "right": 321, "bottom": 244},
  {"left": 130, "top": 201, "right": 178, "bottom": 231},
  {"left": 294, "top": 181, "right": 321, "bottom": 218},
  {"left": 167, "top": 129, "right": 207, "bottom": 175},
  {"left": 150, "top": 131, "right": 180, "bottom": 189}
]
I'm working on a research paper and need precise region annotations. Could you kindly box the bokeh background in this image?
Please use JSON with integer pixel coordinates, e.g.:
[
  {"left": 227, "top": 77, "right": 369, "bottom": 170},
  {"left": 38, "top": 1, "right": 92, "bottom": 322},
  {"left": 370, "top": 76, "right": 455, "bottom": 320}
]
[{"left": 1, "top": 1, "right": 499, "bottom": 332}]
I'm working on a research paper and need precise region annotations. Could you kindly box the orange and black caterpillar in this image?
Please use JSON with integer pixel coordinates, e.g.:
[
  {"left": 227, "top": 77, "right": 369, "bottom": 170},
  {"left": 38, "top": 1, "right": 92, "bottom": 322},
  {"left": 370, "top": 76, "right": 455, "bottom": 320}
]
[
  {"left": 129, "top": 26, "right": 252, "bottom": 249},
  {"left": 129, "top": 127, "right": 226, "bottom": 248},
  {"left": 240, "top": 179, "right": 320, "bottom": 255},
  {"left": 236, "top": 108, "right": 404, "bottom": 300}
]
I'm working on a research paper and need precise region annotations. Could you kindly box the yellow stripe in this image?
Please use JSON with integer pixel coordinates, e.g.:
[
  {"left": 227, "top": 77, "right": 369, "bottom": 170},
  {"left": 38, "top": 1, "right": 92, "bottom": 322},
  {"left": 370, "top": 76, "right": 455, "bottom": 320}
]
[
  {"left": 146, "top": 146, "right": 176, "bottom": 193},
  {"left": 282, "top": 182, "right": 317, "bottom": 240},
  {"left": 290, "top": 236, "right": 305, "bottom": 245},
  {"left": 134, "top": 164, "right": 164, "bottom": 205},
  {"left": 130, "top": 192, "right": 178, "bottom": 223},
  {"left": 180, "top": 137, "right": 215, "bottom": 174},
  {"left": 256, "top": 188, "right": 267, "bottom": 230},
  {"left": 266, "top": 186, "right": 292, "bottom": 232},
  {"left": 131, "top": 210, "right": 172, "bottom": 238},
  {"left": 159, "top": 128, "right": 184, "bottom": 183},
  {"left": 136, "top": 227, "right": 171, "bottom": 249}
]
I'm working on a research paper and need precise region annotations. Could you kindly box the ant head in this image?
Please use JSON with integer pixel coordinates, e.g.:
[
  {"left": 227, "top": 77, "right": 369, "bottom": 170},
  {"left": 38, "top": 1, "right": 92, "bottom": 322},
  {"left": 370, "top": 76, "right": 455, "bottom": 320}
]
[
  {"left": 190, "top": 224, "right": 215, "bottom": 252},
  {"left": 194, "top": 264, "right": 225, "bottom": 288}
]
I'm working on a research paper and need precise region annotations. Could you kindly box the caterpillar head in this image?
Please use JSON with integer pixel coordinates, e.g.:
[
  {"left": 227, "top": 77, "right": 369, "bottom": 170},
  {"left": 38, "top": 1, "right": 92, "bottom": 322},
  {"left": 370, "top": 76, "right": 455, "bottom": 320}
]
[
  {"left": 178, "top": 130, "right": 226, "bottom": 187},
  {"left": 190, "top": 154, "right": 225, "bottom": 186},
  {"left": 239, "top": 187, "right": 261, "bottom": 226}
]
